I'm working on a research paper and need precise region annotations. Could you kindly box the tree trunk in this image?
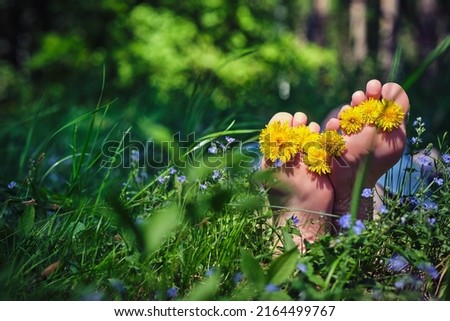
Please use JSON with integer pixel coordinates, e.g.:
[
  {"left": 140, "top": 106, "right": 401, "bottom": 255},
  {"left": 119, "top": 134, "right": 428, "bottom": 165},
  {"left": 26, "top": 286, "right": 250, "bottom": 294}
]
[
  {"left": 378, "top": 0, "right": 399, "bottom": 79},
  {"left": 350, "top": 0, "right": 367, "bottom": 62},
  {"left": 307, "top": 0, "right": 330, "bottom": 46}
]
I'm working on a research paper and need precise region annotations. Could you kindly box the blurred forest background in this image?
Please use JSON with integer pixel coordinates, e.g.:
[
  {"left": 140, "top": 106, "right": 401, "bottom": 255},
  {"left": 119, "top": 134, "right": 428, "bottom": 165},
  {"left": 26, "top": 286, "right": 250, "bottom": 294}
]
[{"left": 1, "top": 0, "right": 450, "bottom": 177}]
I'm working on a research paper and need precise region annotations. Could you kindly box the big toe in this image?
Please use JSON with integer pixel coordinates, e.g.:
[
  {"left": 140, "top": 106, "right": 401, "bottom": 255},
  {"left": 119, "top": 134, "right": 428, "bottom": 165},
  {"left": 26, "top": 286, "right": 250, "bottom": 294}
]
[
  {"left": 269, "top": 112, "right": 293, "bottom": 126},
  {"left": 381, "top": 83, "right": 410, "bottom": 112}
]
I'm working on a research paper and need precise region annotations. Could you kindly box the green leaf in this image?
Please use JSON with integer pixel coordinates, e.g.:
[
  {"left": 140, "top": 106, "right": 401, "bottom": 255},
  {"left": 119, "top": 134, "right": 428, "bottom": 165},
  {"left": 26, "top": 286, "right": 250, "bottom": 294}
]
[
  {"left": 143, "top": 204, "right": 180, "bottom": 253},
  {"left": 185, "top": 273, "right": 220, "bottom": 301},
  {"left": 281, "top": 227, "right": 297, "bottom": 251},
  {"left": 18, "top": 206, "right": 35, "bottom": 236},
  {"left": 240, "top": 249, "right": 265, "bottom": 291},
  {"left": 267, "top": 247, "right": 299, "bottom": 285}
]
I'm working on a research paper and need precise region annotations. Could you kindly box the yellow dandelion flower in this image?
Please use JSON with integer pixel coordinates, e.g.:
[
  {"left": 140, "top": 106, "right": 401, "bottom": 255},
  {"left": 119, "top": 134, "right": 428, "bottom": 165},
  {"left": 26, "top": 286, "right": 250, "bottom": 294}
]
[
  {"left": 319, "top": 130, "right": 346, "bottom": 157},
  {"left": 301, "top": 131, "right": 321, "bottom": 154},
  {"left": 358, "top": 98, "right": 383, "bottom": 124},
  {"left": 259, "top": 121, "right": 298, "bottom": 163},
  {"left": 375, "top": 99, "right": 405, "bottom": 132},
  {"left": 339, "top": 107, "right": 364, "bottom": 135},
  {"left": 292, "top": 125, "right": 313, "bottom": 152},
  {"left": 303, "top": 147, "right": 331, "bottom": 175}
]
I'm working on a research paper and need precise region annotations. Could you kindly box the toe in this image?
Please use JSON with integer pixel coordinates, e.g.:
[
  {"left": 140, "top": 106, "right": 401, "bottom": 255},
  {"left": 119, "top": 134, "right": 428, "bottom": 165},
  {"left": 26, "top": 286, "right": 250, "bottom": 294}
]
[
  {"left": 293, "top": 112, "right": 308, "bottom": 127},
  {"left": 269, "top": 112, "right": 293, "bottom": 126},
  {"left": 337, "top": 104, "right": 351, "bottom": 119},
  {"left": 308, "top": 121, "right": 321, "bottom": 132},
  {"left": 351, "top": 91, "right": 367, "bottom": 106},
  {"left": 325, "top": 118, "right": 340, "bottom": 131},
  {"left": 381, "top": 83, "right": 410, "bottom": 112},
  {"left": 366, "top": 79, "right": 382, "bottom": 99}
]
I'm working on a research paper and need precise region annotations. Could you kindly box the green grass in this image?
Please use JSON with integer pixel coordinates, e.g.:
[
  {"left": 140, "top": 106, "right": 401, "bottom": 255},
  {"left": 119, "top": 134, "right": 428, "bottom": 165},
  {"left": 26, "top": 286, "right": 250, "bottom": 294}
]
[{"left": 1, "top": 99, "right": 449, "bottom": 300}]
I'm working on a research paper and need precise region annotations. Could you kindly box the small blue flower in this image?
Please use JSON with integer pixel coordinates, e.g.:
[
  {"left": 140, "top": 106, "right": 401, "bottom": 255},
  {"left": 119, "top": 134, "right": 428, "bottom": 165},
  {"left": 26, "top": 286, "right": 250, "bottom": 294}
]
[
  {"left": 264, "top": 283, "right": 279, "bottom": 293},
  {"left": 167, "top": 287, "right": 178, "bottom": 298},
  {"left": 233, "top": 272, "right": 243, "bottom": 284},
  {"left": 205, "top": 267, "right": 215, "bottom": 277},
  {"left": 212, "top": 170, "right": 221, "bottom": 180},
  {"left": 177, "top": 175, "right": 187, "bottom": 183},
  {"left": 290, "top": 215, "right": 300, "bottom": 226},
  {"left": 423, "top": 200, "right": 438, "bottom": 211},
  {"left": 297, "top": 263, "right": 307, "bottom": 273},
  {"left": 225, "top": 136, "right": 235, "bottom": 144},
  {"left": 338, "top": 214, "right": 352, "bottom": 229},
  {"left": 427, "top": 217, "right": 436, "bottom": 226},
  {"left": 352, "top": 220, "right": 365, "bottom": 235},
  {"left": 130, "top": 149, "right": 140, "bottom": 163},
  {"left": 7, "top": 181, "right": 17, "bottom": 189},
  {"left": 416, "top": 154, "right": 432, "bottom": 167},
  {"left": 417, "top": 263, "right": 439, "bottom": 279},
  {"left": 433, "top": 177, "right": 444, "bottom": 186},
  {"left": 199, "top": 183, "right": 208, "bottom": 191},
  {"left": 208, "top": 144, "right": 218, "bottom": 154},
  {"left": 361, "top": 188, "right": 372, "bottom": 198},
  {"left": 168, "top": 167, "right": 177, "bottom": 175},
  {"left": 157, "top": 176, "right": 168, "bottom": 184},
  {"left": 409, "top": 197, "right": 420, "bottom": 207},
  {"left": 442, "top": 154, "right": 450, "bottom": 164},
  {"left": 394, "top": 279, "right": 405, "bottom": 289},
  {"left": 273, "top": 158, "right": 284, "bottom": 168},
  {"left": 410, "top": 137, "right": 422, "bottom": 144},
  {"left": 413, "top": 117, "right": 422, "bottom": 127},
  {"left": 387, "top": 254, "right": 409, "bottom": 272},
  {"left": 379, "top": 205, "right": 389, "bottom": 214}
]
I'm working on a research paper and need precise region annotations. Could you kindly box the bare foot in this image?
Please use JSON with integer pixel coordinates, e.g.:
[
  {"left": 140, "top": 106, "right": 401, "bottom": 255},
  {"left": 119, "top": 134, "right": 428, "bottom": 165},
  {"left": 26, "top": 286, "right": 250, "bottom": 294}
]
[
  {"left": 325, "top": 79, "right": 410, "bottom": 221},
  {"left": 262, "top": 112, "right": 334, "bottom": 252}
]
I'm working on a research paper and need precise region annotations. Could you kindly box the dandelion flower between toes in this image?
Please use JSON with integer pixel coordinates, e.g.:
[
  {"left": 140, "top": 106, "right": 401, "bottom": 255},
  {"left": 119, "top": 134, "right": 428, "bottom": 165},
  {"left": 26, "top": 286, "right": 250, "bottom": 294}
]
[
  {"left": 259, "top": 121, "right": 345, "bottom": 175},
  {"left": 339, "top": 98, "right": 405, "bottom": 135}
]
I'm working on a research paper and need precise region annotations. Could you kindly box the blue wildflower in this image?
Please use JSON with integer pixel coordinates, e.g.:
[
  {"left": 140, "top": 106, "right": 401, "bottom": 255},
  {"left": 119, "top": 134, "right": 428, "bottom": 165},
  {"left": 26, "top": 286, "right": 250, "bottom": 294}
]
[
  {"left": 177, "top": 175, "right": 187, "bottom": 183},
  {"left": 433, "top": 177, "right": 444, "bottom": 186},
  {"left": 427, "top": 217, "right": 436, "bottom": 226},
  {"left": 297, "top": 263, "right": 307, "bottom": 273},
  {"left": 233, "top": 272, "right": 243, "bottom": 284},
  {"left": 379, "top": 204, "right": 389, "bottom": 214},
  {"left": 442, "top": 154, "right": 450, "bottom": 164},
  {"left": 273, "top": 158, "right": 284, "bottom": 168},
  {"left": 225, "top": 136, "right": 236, "bottom": 144},
  {"left": 157, "top": 176, "right": 168, "bottom": 184},
  {"left": 361, "top": 188, "right": 372, "bottom": 198},
  {"left": 413, "top": 117, "right": 422, "bottom": 127},
  {"left": 212, "top": 170, "right": 221, "bottom": 180},
  {"left": 409, "top": 197, "right": 420, "bottom": 207},
  {"left": 416, "top": 154, "right": 433, "bottom": 168},
  {"left": 199, "top": 183, "right": 208, "bottom": 191},
  {"left": 423, "top": 200, "right": 438, "bottom": 211},
  {"left": 167, "top": 287, "right": 178, "bottom": 298},
  {"left": 264, "top": 284, "right": 279, "bottom": 293},
  {"left": 290, "top": 215, "right": 300, "bottom": 226},
  {"left": 205, "top": 267, "right": 215, "bottom": 277},
  {"left": 208, "top": 144, "right": 218, "bottom": 154},
  {"left": 352, "top": 220, "right": 365, "bottom": 235},
  {"left": 168, "top": 167, "right": 177, "bottom": 175},
  {"left": 109, "top": 278, "right": 126, "bottom": 295},
  {"left": 417, "top": 263, "right": 439, "bottom": 279},
  {"left": 394, "top": 279, "right": 405, "bottom": 289},
  {"left": 338, "top": 214, "right": 352, "bottom": 229},
  {"left": 130, "top": 149, "right": 140, "bottom": 163},
  {"left": 387, "top": 254, "right": 409, "bottom": 272},
  {"left": 82, "top": 291, "right": 104, "bottom": 301},
  {"left": 410, "top": 137, "right": 422, "bottom": 144},
  {"left": 7, "top": 181, "right": 17, "bottom": 189}
]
